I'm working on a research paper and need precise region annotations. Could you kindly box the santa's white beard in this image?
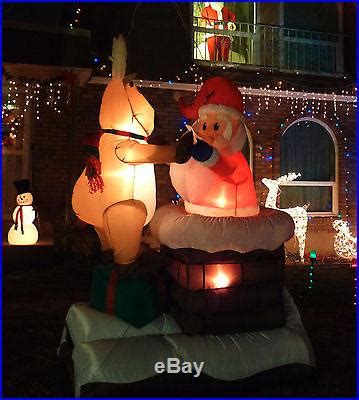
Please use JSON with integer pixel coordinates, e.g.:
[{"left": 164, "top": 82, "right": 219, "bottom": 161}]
[
  {"left": 221, "top": 121, "right": 246, "bottom": 153},
  {"left": 222, "top": 120, "right": 233, "bottom": 141}
]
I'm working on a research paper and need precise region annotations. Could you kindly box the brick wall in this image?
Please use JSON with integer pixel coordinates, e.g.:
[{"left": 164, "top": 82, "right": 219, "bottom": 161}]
[
  {"left": 31, "top": 84, "right": 104, "bottom": 230},
  {"left": 31, "top": 93, "right": 72, "bottom": 228},
  {"left": 31, "top": 82, "right": 356, "bottom": 256}
]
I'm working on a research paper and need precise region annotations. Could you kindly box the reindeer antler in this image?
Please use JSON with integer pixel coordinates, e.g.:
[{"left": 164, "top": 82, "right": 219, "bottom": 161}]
[
  {"left": 276, "top": 172, "right": 301, "bottom": 185},
  {"left": 110, "top": 35, "right": 127, "bottom": 79}
]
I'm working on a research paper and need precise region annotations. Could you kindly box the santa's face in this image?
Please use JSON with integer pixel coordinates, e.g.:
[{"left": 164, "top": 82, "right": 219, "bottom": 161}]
[
  {"left": 196, "top": 112, "right": 231, "bottom": 143},
  {"left": 16, "top": 192, "right": 33, "bottom": 206},
  {"left": 195, "top": 111, "right": 243, "bottom": 155},
  {"left": 209, "top": 2, "right": 224, "bottom": 12}
]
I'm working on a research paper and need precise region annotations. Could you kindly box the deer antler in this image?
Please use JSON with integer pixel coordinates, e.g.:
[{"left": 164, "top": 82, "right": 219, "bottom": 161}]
[
  {"left": 276, "top": 172, "right": 301, "bottom": 185},
  {"left": 110, "top": 35, "right": 127, "bottom": 79}
]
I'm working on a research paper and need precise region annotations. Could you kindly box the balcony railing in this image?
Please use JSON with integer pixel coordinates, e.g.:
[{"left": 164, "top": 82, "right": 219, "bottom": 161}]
[{"left": 193, "top": 16, "right": 344, "bottom": 76}]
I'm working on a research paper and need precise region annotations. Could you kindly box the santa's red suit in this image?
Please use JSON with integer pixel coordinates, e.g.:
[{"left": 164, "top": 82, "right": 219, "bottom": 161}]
[
  {"left": 201, "top": 5, "right": 236, "bottom": 62},
  {"left": 173, "top": 76, "right": 259, "bottom": 218},
  {"left": 170, "top": 147, "right": 258, "bottom": 217}
]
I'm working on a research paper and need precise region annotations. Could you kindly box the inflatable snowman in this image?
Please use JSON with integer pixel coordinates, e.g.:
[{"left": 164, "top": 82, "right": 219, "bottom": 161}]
[
  {"left": 72, "top": 36, "right": 191, "bottom": 271},
  {"left": 8, "top": 179, "right": 38, "bottom": 245}
]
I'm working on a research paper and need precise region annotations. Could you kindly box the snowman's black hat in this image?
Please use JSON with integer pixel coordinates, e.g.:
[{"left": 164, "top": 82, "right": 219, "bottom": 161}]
[{"left": 13, "top": 179, "right": 31, "bottom": 195}]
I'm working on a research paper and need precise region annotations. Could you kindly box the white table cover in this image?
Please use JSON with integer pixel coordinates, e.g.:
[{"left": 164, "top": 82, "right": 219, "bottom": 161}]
[{"left": 60, "top": 288, "right": 315, "bottom": 397}]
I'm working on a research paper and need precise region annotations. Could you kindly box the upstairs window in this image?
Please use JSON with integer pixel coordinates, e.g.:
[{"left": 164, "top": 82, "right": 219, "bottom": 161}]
[
  {"left": 280, "top": 118, "right": 337, "bottom": 215},
  {"left": 193, "top": 2, "right": 256, "bottom": 64},
  {"left": 192, "top": 3, "right": 342, "bottom": 75}
]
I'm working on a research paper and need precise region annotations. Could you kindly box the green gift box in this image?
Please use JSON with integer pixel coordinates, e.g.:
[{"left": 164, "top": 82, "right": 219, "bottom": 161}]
[{"left": 90, "top": 264, "right": 162, "bottom": 328}]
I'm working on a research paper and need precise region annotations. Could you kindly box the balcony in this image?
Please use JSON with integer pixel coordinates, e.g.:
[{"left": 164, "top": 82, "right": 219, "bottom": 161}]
[{"left": 193, "top": 16, "right": 344, "bottom": 76}]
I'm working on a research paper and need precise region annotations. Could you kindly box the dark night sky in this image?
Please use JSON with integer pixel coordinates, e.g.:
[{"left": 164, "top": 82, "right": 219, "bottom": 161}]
[
  {"left": 3, "top": 3, "right": 148, "bottom": 44},
  {"left": 3, "top": 2, "right": 356, "bottom": 82},
  {"left": 3, "top": 3, "right": 193, "bottom": 79}
]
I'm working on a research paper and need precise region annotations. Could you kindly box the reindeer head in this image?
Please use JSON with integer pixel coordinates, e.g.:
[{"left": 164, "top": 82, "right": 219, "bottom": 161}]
[
  {"left": 333, "top": 219, "right": 350, "bottom": 233},
  {"left": 99, "top": 36, "right": 154, "bottom": 138},
  {"left": 261, "top": 177, "right": 275, "bottom": 188},
  {"left": 277, "top": 173, "right": 301, "bottom": 184},
  {"left": 262, "top": 173, "right": 301, "bottom": 188}
]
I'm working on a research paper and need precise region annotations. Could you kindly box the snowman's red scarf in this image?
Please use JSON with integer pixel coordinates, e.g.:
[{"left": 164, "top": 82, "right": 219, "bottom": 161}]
[
  {"left": 15, "top": 206, "right": 24, "bottom": 234},
  {"left": 84, "top": 130, "right": 148, "bottom": 194}
]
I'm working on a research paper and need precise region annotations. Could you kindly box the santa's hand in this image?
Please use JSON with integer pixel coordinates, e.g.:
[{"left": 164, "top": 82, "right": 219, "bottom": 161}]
[
  {"left": 191, "top": 139, "right": 214, "bottom": 162},
  {"left": 175, "top": 131, "right": 194, "bottom": 164}
]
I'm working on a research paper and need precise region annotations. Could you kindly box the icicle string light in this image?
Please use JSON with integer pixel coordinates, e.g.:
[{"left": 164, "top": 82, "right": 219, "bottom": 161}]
[
  {"left": 105, "top": 79, "right": 356, "bottom": 103},
  {"left": 2, "top": 77, "right": 69, "bottom": 142}
]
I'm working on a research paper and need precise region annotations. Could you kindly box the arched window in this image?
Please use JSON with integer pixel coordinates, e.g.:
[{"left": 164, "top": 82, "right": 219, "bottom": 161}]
[{"left": 280, "top": 118, "right": 337, "bottom": 215}]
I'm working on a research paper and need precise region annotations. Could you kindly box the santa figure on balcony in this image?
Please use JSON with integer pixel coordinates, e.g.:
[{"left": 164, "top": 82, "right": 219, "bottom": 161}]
[{"left": 201, "top": 2, "right": 236, "bottom": 62}]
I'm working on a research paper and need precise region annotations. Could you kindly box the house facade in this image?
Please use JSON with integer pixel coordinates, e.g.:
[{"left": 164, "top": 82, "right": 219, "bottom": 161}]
[{"left": 2, "top": 2, "right": 356, "bottom": 260}]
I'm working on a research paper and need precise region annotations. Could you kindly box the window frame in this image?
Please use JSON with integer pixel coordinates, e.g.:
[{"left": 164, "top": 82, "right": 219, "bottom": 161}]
[
  {"left": 191, "top": 2, "right": 257, "bottom": 65},
  {"left": 280, "top": 117, "right": 338, "bottom": 217}
]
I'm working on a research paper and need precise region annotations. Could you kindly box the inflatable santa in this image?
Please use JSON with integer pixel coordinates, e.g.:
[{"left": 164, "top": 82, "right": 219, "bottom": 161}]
[
  {"left": 171, "top": 76, "right": 259, "bottom": 218},
  {"left": 149, "top": 76, "right": 297, "bottom": 336}
]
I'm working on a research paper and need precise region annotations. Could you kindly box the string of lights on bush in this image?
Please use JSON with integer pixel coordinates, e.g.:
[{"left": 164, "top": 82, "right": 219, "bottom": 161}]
[{"left": 307, "top": 250, "right": 317, "bottom": 291}]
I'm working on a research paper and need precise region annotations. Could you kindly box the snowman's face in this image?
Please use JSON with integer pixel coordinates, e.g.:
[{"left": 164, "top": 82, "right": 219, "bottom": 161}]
[{"left": 16, "top": 192, "right": 33, "bottom": 206}]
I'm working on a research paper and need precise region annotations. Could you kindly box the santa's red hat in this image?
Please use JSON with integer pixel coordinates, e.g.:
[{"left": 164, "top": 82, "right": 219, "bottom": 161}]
[{"left": 179, "top": 76, "right": 244, "bottom": 120}]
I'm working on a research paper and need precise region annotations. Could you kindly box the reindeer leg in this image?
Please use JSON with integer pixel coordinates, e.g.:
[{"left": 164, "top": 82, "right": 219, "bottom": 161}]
[
  {"left": 298, "top": 237, "right": 304, "bottom": 263},
  {"left": 297, "top": 219, "right": 307, "bottom": 263}
]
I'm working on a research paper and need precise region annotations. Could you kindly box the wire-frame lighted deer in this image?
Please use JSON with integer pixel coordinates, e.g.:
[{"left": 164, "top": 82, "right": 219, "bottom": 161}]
[
  {"left": 332, "top": 219, "right": 357, "bottom": 260},
  {"left": 262, "top": 173, "right": 309, "bottom": 263}
]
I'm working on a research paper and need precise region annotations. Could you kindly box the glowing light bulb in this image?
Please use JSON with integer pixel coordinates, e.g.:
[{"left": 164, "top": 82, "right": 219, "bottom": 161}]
[
  {"left": 216, "top": 196, "right": 226, "bottom": 208},
  {"left": 213, "top": 271, "right": 229, "bottom": 289}
]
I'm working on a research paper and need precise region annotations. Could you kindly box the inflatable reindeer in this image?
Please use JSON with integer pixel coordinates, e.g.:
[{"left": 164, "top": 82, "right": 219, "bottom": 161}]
[{"left": 72, "top": 36, "right": 191, "bottom": 272}]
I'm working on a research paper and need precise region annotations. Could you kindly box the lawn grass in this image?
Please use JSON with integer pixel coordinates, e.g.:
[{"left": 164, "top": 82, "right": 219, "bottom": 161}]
[{"left": 3, "top": 260, "right": 356, "bottom": 397}]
